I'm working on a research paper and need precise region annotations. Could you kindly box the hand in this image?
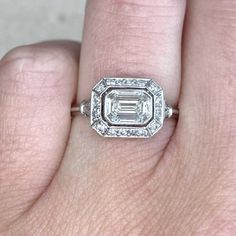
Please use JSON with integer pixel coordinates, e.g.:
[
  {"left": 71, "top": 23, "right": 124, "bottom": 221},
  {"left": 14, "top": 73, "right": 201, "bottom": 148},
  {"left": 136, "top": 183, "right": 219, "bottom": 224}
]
[{"left": 0, "top": 0, "right": 235, "bottom": 235}]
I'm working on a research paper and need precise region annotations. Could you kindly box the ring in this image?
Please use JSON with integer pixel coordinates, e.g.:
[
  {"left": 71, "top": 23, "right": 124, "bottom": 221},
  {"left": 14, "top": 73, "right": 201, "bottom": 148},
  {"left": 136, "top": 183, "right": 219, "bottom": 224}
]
[{"left": 71, "top": 78, "right": 179, "bottom": 138}]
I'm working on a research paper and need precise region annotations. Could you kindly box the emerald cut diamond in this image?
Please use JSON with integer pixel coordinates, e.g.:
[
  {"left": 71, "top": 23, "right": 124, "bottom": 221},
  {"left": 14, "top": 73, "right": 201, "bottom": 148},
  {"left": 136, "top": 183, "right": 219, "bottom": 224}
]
[
  {"left": 90, "top": 78, "right": 165, "bottom": 138},
  {"left": 103, "top": 89, "right": 153, "bottom": 126}
]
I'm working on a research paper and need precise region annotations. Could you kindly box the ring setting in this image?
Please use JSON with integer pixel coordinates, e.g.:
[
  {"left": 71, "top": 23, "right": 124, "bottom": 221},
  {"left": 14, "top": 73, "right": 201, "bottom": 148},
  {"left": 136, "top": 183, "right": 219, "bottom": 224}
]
[{"left": 71, "top": 78, "right": 178, "bottom": 138}]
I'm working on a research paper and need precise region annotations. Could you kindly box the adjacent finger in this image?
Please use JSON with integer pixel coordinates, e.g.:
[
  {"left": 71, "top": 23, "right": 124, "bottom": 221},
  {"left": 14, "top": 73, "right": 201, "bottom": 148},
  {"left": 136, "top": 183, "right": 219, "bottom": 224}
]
[
  {"left": 180, "top": 0, "right": 236, "bottom": 159},
  {"left": 170, "top": 2, "right": 236, "bottom": 233},
  {"left": 0, "top": 41, "right": 80, "bottom": 228}
]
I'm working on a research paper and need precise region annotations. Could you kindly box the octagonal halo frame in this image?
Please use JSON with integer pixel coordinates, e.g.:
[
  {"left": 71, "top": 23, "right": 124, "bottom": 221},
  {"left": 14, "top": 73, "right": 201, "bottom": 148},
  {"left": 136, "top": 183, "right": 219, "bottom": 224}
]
[{"left": 90, "top": 78, "right": 165, "bottom": 138}]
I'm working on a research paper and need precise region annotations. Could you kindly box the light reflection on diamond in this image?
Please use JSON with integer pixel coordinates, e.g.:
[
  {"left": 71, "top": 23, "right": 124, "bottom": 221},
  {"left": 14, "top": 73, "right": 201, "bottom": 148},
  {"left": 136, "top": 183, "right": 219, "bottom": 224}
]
[{"left": 104, "top": 89, "right": 153, "bottom": 126}]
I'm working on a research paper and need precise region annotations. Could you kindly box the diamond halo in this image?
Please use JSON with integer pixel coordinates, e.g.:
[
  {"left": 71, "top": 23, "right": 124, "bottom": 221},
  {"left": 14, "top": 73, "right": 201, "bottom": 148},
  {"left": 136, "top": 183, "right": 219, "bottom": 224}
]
[{"left": 90, "top": 78, "right": 165, "bottom": 138}]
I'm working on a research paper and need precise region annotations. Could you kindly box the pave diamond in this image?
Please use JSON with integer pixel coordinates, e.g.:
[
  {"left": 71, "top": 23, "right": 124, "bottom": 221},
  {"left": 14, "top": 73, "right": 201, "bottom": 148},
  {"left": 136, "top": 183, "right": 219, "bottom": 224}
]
[{"left": 103, "top": 89, "right": 153, "bottom": 126}]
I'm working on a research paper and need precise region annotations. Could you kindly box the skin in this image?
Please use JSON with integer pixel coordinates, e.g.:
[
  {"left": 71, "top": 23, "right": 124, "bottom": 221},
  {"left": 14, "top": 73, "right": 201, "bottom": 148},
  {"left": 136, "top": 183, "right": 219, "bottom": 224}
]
[{"left": 0, "top": 0, "right": 236, "bottom": 235}]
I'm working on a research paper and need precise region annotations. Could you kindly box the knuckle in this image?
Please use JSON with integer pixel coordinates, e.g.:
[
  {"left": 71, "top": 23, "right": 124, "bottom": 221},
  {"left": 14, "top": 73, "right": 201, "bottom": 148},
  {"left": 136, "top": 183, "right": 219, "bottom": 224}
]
[
  {"left": 0, "top": 45, "right": 72, "bottom": 93},
  {"left": 1, "top": 44, "right": 70, "bottom": 74},
  {"left": 2, "top": 45, "right": 36, "bottom": 62}
]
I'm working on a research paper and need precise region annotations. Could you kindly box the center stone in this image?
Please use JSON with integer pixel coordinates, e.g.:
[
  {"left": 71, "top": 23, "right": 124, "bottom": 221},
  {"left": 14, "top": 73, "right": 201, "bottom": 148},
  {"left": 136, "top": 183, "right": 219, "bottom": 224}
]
[{"left": 103, "top": 89, "right": 153, "bottom": 126}]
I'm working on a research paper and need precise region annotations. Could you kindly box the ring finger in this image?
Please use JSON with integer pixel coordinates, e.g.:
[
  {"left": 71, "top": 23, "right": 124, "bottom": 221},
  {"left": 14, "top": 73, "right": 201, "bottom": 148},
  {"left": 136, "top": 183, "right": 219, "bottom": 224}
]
[{"left": 70, "top": 0, "right": 186, "bottom": 168}]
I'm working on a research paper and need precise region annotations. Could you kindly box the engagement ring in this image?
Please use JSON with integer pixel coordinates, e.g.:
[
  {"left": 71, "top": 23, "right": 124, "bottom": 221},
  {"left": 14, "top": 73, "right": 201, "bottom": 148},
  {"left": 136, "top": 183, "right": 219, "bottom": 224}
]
[{"left": 71, "top": 78, "right": 178, "bottom": 138}]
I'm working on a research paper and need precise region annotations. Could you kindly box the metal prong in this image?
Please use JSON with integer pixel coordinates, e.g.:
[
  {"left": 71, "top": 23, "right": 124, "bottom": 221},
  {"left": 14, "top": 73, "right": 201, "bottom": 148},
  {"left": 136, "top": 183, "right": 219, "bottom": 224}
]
[
  {"left": 80, "top": 100, "right": 91, "bottom": 117},
  {"left": 165, "top": 105, "right": 179, "bottom": 119},
  {"left": 71, "top": 100, "right": 91, "bottom": 117}
]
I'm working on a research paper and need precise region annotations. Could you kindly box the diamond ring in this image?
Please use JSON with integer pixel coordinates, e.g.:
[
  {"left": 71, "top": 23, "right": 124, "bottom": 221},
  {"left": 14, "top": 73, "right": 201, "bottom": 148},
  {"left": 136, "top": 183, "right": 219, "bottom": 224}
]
[{"left": 71, "top": 78, "right": 179, "bottom": 138}]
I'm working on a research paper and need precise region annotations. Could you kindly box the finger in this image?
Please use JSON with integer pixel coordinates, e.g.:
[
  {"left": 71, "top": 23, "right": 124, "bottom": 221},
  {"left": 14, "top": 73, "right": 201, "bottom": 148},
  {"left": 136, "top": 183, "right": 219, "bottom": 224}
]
[
  {"left": 179, "top": 0, "right": 236, "bottom": 159},
  {"left": 0, "top": 41, "right": 80, "bottom": 228},
  {"left": 170, "top": 2, "right": 236, "bottom": 233},
  {"left": 69, "top": 0, "right": 186, "bottom": 171}
]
